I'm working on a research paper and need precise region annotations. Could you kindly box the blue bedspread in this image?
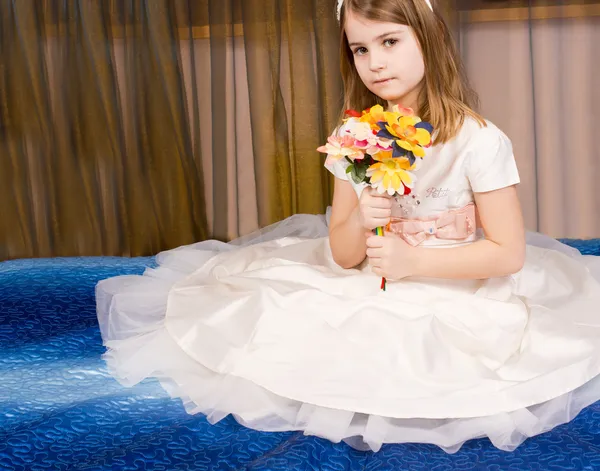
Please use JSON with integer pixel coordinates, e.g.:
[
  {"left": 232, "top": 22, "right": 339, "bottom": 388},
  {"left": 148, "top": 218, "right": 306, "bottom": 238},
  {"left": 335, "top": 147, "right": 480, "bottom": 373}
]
[{"left": 2, "top": 239, "right": 600, "bottom": 470}]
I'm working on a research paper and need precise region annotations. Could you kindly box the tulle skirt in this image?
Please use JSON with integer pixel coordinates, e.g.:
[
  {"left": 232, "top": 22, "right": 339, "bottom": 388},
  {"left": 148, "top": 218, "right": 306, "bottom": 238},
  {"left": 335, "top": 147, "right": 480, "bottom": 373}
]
[{"left": 96, "top": 211, "right": 600, "bottom": 453}]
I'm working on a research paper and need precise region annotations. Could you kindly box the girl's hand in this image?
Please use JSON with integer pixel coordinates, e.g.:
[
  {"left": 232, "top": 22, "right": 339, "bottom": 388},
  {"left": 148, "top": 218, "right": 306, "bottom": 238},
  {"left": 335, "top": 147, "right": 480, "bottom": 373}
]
[
  {"left": 365, "top": 231, "right": 419, "bottom": 280},
  {"left": 358, "top": 187, "right": 393, "bottom": 230}
]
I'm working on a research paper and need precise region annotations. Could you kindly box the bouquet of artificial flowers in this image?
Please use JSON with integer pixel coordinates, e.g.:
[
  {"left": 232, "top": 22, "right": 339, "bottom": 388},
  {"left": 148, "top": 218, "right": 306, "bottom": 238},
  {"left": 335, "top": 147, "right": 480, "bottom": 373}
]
[{"left": 317, "top": 104, "right": 433, "bottom": 290}]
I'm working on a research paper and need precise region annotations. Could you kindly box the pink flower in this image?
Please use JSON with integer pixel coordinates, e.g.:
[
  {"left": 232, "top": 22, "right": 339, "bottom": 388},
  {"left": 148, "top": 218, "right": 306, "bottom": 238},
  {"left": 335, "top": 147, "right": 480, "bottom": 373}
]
[
  {"left": 317, "top": 135, "right": 364, "bottom": 162},
  {"left": 346, "top": 120, "right": 392, "bottom": 156}
]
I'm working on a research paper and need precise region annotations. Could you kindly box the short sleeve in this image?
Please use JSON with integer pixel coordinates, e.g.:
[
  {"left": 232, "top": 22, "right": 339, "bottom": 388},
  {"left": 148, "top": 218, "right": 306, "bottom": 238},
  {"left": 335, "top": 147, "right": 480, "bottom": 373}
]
[
  {"left": 324, "top": 156, "right": 350, "bottom": 181},
  {"left": 466, "top": 124, "right": 520, "bottom": 193},
  {"left": 323, "top": 124, "right": 350, "bottom": 181},
  {"left": 322, "top": 123, "right": 368, "bottom": 197}
]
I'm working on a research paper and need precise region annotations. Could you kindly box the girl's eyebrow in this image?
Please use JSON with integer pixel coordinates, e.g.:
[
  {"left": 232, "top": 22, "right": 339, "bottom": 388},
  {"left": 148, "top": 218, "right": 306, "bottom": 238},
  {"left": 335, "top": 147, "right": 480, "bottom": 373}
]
[{"left": 348, "top": 30, "right": 405, "bottom": 48}]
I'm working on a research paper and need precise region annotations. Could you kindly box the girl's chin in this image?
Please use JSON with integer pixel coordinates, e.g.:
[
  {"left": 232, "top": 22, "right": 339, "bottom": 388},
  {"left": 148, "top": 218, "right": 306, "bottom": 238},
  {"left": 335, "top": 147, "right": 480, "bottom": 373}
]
[{"left": 380, "top": 94, "right": 410, "bottom": 105}]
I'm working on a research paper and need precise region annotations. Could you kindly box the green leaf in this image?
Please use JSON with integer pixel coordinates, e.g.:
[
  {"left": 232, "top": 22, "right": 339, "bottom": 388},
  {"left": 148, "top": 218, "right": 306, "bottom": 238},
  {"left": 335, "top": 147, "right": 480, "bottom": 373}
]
[
  {"left": 355, "top": 164, "right": 367, "bottom": 182},
  {"left": 345, "top": 164, "right": 353, "bottom": 174}
]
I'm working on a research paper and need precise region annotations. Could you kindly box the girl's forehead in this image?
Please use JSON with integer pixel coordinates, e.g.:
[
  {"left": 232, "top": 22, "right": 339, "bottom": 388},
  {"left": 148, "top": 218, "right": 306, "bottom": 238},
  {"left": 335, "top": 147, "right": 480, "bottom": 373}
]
[{"left": 345, "top": 12, "right": 409, "bottom": 42}]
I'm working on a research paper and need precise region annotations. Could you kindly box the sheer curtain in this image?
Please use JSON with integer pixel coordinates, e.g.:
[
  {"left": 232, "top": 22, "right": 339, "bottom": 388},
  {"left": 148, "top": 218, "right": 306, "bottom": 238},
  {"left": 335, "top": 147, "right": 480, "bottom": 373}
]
[
  {"left": 1, "top": 0, "right": 597, "bottom": 261},
  {"left": 0, "top": 0, "right": 342, "bottom": 260},
  {"left": 459, "top": 1, "right": 599, "bottom": 238}
]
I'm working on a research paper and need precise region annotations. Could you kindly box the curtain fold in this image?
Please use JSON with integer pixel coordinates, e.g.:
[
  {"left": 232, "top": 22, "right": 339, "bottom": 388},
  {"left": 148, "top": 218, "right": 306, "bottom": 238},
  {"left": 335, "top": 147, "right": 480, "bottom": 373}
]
[
  {"left": 1, "top": 0, "right": 596, "bottom": 260},
  {"left": 0, "top": 0, "right": 342, "bottom": 260},
  {"left": 460, "top": 1, "right": 598, "bottom": 238},
  {"left": 1, "top": 0, "right": 212, "bottom": 259}
]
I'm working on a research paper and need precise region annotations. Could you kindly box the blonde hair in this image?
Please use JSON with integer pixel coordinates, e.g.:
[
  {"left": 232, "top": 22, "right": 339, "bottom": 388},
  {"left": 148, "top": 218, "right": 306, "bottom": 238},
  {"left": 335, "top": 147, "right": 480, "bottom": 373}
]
[{"left": 338, "top": 0, "right": 485, "bottom": 144}]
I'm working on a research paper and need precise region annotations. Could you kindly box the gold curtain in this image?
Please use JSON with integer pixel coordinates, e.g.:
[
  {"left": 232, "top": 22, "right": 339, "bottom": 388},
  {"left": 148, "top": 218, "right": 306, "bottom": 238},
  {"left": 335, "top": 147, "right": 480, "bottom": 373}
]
[
  {"left": 5, "top": 0, "right": 592, "bottom": 261},
  {"left": 0, "top": 0, "right": 343, "bottom": 260}
]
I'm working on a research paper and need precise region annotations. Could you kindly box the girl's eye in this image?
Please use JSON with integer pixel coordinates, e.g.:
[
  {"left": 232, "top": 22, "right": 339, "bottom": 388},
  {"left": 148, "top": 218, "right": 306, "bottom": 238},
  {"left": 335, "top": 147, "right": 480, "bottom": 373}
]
[
  {"left": 353, "top": 47, "right": 368, "bottom": 56},
  {"left": 383, "top": 38, "right": 398, "bottom": 47}
]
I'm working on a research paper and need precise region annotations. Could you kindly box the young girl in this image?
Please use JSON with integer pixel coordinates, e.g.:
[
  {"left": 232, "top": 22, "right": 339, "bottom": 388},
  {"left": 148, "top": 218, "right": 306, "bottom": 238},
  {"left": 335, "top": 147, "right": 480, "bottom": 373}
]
[{"left": 96, "top": 0, "right": 600, "bottom": 453}]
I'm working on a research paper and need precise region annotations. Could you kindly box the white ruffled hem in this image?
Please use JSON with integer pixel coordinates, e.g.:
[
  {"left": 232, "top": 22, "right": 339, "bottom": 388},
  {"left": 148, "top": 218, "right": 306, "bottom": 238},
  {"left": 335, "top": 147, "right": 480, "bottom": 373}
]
[{"left": 96, "top": 212, "right": 600, "bottom": 453}]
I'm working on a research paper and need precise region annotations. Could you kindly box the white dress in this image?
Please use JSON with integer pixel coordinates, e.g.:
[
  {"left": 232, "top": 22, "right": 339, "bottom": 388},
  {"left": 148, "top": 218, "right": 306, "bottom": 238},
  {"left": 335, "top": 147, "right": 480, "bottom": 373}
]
[{"left": 96, "top": 118, "right": 600, "bottom": 453}]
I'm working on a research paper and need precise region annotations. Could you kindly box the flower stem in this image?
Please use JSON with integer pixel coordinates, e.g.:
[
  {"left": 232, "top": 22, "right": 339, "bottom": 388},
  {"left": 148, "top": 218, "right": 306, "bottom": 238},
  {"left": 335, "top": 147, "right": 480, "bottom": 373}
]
[{"left": 374, "top": 226, "right": 387, "bottom": 291}]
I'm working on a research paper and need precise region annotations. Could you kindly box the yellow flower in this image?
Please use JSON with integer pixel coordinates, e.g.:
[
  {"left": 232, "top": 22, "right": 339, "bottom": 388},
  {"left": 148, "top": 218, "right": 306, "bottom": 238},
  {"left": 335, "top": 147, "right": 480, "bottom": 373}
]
[
  {"left": 358, "top": 104, "right": 398, "bottom": 131},
  {"left": 376, "top": 106, "right": 433, "bottom": 164},
  {"left": 366, "top": 153, "right": 416, "bottom": 196}
]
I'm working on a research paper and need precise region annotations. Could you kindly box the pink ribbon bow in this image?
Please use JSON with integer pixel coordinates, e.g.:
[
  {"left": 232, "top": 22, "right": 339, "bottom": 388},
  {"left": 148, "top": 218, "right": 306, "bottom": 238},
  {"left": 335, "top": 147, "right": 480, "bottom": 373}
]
[{"left": 387, "top": 203, "right": 477, "bottom": 246}]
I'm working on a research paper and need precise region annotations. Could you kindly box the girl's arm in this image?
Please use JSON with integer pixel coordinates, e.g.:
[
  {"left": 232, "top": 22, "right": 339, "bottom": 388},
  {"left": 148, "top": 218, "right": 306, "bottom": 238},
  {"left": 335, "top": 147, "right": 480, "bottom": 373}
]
[
  {"left": 413, "top": 185, "right": 526, "bottom": 279},
  {"left": 328, "top": 178, "right": 368, "bottom": 269},
  {"left": 367, "top": 185, "right": 526, "bottom": 280}
]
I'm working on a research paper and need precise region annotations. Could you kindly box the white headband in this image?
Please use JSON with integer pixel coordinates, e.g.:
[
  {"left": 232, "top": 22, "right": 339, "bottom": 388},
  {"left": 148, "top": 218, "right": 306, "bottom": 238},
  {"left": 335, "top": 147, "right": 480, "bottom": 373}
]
[{"left": 336, "top": 0, "right": 433, "bottom": 21}]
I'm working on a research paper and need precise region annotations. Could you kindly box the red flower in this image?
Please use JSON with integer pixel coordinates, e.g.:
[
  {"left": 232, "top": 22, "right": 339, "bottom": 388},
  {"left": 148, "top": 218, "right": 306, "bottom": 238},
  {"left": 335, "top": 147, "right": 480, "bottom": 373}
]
[{"left": 344, "top": 109, "right": 362, "bottom": 118}]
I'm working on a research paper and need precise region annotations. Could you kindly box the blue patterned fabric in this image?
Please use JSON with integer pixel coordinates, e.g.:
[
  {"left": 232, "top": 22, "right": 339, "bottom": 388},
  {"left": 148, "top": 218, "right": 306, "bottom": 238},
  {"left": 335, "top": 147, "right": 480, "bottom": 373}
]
[{"left": 2, "top": 241, "right": 600, "bottom": 471}]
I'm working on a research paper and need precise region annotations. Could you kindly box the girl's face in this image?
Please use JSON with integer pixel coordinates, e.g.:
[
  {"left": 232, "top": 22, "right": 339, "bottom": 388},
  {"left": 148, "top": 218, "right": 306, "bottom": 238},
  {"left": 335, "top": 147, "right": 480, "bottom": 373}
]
[{"left": 345, "top": 11, "right": 425, "bottom": 112}]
